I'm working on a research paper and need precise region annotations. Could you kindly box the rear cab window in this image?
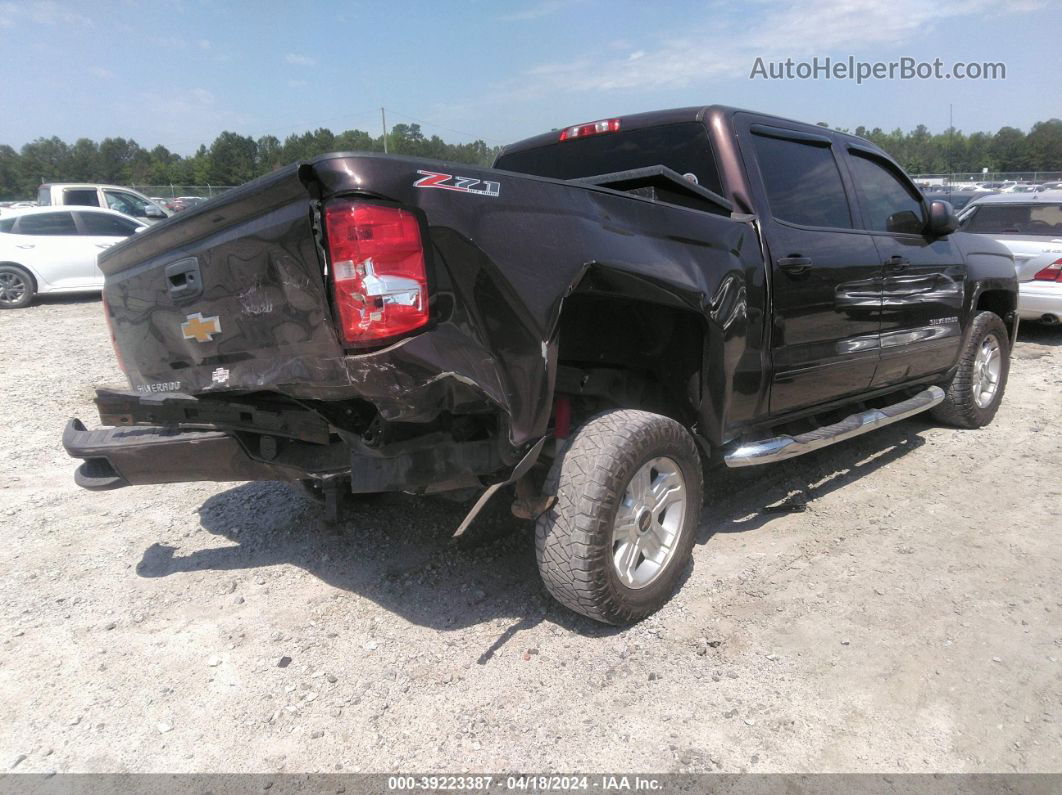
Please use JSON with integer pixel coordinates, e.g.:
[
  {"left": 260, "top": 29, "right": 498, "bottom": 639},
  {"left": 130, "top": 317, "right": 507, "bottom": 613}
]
[
  {"left": 62, "top": 188, "right": 101, "bottom": 207},
  {"left": 494, "top": 122, "right": 724, "bottom": 196}
]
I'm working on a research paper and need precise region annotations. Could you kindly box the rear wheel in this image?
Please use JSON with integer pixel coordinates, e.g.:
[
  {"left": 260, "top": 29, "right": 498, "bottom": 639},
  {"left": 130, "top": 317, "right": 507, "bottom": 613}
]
[
  {"left": 0, "top": 265, "right": 35, "bottom": 309},
  {"left": 535, "top": 409, "right": 703, "bottom": 625},
  {"left": 931, "top": 310, "right": 1010, "bottom": 428}
]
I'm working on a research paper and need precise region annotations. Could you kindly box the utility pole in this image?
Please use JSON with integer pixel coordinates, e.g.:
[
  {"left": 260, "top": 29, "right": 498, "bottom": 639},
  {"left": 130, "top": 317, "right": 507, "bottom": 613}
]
[
  {"left": 381, "top": 107, "right": 388, "bottom": 153},
  {"left": 948, "top": 103, "right": 954, "bottom": 181}
]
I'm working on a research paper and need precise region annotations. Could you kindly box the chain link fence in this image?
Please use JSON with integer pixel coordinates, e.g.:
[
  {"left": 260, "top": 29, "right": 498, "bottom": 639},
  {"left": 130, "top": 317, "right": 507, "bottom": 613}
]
[
  {"left": 131, "top": 185, "right": 237, "bottom": 200},
  {"left": 911, "top": 172, "right": 1062, "bottom": 186}
]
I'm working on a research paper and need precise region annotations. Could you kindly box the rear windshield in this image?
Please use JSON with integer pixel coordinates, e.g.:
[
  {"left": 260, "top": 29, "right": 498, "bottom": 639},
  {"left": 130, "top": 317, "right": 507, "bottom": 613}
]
[
  {"left": 495, "top": 122, "right": 723, "bottom": 195},
  {"left": 961, "top": 203, "right": 1062, "bottom": 236}
]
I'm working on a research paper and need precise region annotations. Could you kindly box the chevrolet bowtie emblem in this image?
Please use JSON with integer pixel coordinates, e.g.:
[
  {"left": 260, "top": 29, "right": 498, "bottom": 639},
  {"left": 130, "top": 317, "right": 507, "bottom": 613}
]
[{"left": 181, "top": 312, "right": 222, "bottom": 343}]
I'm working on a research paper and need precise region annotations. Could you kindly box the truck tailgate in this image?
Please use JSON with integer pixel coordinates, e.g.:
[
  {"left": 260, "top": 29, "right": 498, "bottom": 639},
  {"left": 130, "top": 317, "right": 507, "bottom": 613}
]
[{"left": 99, "top": 165, "right": 344, "bottom": 396}]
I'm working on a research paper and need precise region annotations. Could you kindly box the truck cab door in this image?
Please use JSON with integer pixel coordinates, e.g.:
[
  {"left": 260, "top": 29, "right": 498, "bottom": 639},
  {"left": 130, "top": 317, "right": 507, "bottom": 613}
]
[
  {"left": 739, "top": 121, "right": 883, "bottom": 415},
  {"left": 842, "top": 146, "right": 965, "bottom": 386}
]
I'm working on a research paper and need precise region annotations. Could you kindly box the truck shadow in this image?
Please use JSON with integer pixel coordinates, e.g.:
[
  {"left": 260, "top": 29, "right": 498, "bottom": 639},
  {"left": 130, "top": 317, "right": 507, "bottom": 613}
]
[
  {"left": 1016, "top": 322, "right": 1062, "bottom": 348},
  {"left": 135, "top": 418, "right": 933, "bottom": 649},
  {"left": 699, "top": 421, "right": 928, "bottom": 542}
]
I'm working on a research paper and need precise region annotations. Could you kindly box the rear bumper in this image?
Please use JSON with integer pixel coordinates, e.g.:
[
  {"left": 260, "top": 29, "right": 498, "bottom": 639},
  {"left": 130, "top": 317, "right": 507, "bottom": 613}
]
[
  {"left": 62, "top": 418, "right": 305, "bottom": 491},
  {"left": 1018, "top": 282, "right": 1062, "bottom": 320}
]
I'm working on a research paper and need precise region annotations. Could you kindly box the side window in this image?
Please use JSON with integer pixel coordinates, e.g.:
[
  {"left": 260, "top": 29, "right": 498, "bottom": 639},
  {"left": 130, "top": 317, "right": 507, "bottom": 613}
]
[
  {"left": 751, "top": 133, "right": 852, "bottom": 229},
  {"left": 63, "top": 189, "right": 101, "bottom": 207},
  {"left": 37, "top": 186, "right": 50, "bottom": 205},
  {"left": 78, "top": 212, "right": 140, "bottom": 237},
  {"left": 104, "top": 190, "right": 150, "bottom": 218},
  {"left": 16, "top": 212, "right": 77, "bottom": 235},
  {"left": 847, "top": 152, "right": 925, "bottom": 234},
  {"left": 0, "top": 218, "right": 15, "bottom": 233}
]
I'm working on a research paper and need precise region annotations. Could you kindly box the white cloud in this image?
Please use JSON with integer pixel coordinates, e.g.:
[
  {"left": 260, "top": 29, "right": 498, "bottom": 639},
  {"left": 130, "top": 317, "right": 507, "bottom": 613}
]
[
  {"left": 0, "top": 0, "right": 92, "bottom": 27},
  {"left": 285, "top": 52, "right": 317, "bottom": 67},
  {"left": 89, "top": 67, "right": 114, "bottom": 79},
  {"left": 198, "top": 38, "right": 212, "bottom": 50},
  {"left": 512, "top": 0, "right": 1041, "bottom": 95}
]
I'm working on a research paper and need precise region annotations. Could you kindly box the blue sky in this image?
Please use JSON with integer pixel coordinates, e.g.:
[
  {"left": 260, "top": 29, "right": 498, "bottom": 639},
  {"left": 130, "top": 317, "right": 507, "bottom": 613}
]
[{"left": 1, "top": 0, "right": 1059, "bottom": 154}]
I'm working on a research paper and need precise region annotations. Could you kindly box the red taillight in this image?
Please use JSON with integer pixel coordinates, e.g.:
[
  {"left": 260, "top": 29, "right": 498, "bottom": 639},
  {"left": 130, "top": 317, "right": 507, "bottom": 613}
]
[
  {"left": 1032, "top": 258, "right": 1062, "bottom": 282},
  {"left": 323, "top": 201, "right": 429, "bottom": 345},
  {"left": 558, "top": 118, "right": 620, "bottom": 141},
  {"left": 102, "top": 298, "right": 126, "bottom": 374}
]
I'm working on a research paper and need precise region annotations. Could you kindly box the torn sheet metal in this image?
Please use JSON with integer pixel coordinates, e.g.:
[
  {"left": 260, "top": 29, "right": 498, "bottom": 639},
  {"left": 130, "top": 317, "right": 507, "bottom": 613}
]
[{"left": 98, "top": 151, "right": 766, "bottom": 452}]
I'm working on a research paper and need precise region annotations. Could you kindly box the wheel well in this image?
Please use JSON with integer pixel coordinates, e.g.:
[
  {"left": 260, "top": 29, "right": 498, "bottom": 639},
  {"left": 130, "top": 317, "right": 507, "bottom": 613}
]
[
  {"left": 976, "top": 289, "right": 1016, "bottom": 339},
  {"left": 555, "top": 293, "right": 704, "bottom": 426},
  {"left": 0, "top": 262, "right": 37, "bottom": 291}
]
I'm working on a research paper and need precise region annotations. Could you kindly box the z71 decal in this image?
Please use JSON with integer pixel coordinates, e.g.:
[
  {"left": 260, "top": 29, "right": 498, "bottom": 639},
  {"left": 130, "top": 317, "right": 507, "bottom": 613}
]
[{"left": 414, "top": 170, "right": 500, "bottom": 197}]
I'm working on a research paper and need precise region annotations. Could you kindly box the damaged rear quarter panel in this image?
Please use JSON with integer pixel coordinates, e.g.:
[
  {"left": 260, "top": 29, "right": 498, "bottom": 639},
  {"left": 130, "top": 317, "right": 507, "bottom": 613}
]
[{"left": 100, "top": 153, "right": 764, "bottom": 452}]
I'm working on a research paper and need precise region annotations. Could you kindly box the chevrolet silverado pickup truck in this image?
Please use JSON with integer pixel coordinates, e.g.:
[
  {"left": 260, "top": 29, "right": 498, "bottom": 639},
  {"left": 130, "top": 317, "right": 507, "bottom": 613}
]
[{"left": 64, "top": 106, "right": 1018, "bottom": 625}]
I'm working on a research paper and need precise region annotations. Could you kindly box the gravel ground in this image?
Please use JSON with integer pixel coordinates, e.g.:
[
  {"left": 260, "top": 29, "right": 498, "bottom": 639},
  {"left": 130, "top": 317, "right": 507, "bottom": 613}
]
[{"left": 1, "top": 295, "right": 1061, "bottom": 774}]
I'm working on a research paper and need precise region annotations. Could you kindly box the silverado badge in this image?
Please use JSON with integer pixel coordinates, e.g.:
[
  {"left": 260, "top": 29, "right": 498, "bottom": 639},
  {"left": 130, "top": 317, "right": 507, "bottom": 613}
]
[{"left": 181, "top": 312, "right": 222, "bottom": 343}]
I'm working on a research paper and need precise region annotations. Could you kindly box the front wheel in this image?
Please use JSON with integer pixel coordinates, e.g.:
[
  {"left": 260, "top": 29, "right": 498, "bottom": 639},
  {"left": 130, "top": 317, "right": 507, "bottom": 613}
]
[
  {"left": 0, "top": 265, "right": 35, "bottom": 309},
  {"left": 931, "top": 310, "right": 1010, "bottom": 428},
  {"left": 535, "top": 409, "right": 703, "bottom": 625}
]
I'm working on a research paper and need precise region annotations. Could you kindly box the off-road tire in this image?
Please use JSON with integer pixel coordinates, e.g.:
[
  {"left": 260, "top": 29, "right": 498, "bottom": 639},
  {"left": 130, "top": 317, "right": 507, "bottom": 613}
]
[
  {"left": 534, "top": 409, "right": 703, "bottom": 625},
  {"left": 0, "top": 264, "right": 35, "bottom": 310},
  {"left": 931, "top": 310, "right": 1010, "bottom": 428}
]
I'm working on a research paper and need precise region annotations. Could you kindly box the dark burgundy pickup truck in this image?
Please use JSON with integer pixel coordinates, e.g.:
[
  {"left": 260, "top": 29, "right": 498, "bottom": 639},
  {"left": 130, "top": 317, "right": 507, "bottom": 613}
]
[{"left": 64, "top": 105, "right": 1017, "bottom": 624}]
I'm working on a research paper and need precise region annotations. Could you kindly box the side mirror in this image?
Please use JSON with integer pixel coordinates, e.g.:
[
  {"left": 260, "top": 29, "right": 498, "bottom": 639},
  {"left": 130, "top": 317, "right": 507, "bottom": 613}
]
[
  {"left": 927, "top": 199, "right": 959, "bottom": 236},
  {"left": 885, "top": 209, "right": 923, "bottom": 235},
  {"left": 145, "top": 205, "right": 165, "bottom": 218}
]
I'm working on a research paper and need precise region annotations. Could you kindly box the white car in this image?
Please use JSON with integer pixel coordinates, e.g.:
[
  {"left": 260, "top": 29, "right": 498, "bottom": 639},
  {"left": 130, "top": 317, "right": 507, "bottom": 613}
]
[
  {"left": 0, "top": 206, "right": 146, "bottom": 309},
  {"left": 959, "top": 191, "right": 1062, "bottom": 325}
]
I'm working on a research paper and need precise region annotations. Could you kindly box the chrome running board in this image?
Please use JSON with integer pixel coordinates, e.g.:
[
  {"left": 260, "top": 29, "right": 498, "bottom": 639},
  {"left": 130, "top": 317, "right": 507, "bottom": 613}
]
[{"left": 724, "top": 386, "right": 944, "bottom": 468}]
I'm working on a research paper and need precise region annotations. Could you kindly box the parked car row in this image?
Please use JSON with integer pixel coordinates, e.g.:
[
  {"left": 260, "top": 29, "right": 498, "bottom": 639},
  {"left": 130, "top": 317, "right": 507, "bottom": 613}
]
[{"left": 943, "top": 180, "right": 1062, "bottom": 193}]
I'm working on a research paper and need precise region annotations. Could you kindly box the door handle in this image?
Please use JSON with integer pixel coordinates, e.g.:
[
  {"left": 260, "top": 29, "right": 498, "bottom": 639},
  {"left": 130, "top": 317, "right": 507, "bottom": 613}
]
[
  {"left": 95, "top": 243, "right": 114, "bottom": 249},
  {"left": 16, "top": 244, "right": 34, "bottom": 250},
  {"left": 777, "top": 255, "right": 812, "bottom": 275},
  {"left": 884, "top": 255, "right": 910, "bottom": 271},
  {"left": 164, "top": 257, "right": 203, "bottom": 301}
]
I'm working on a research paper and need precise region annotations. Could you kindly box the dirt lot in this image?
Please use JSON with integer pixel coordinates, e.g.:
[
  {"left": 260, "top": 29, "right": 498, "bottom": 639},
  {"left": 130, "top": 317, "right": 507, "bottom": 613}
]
[{"left": 1, "top": 296, "right": 1060, "bottom": 774}]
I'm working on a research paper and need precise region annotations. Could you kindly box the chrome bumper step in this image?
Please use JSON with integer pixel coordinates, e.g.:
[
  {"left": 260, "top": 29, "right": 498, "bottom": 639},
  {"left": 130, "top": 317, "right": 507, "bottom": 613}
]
[{"left": 723, "top": 386, "right": 944, "bottom": 468}]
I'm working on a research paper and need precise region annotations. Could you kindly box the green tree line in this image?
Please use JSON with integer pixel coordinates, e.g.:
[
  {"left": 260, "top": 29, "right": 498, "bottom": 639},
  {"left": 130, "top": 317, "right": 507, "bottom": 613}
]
[
  {"left": 2, "top": 118, "right": 1061, "bottom": 199},
  {"left": 823, "top": 119, "right": 1062, "bottom": 175},
  {"left": 0, "top": 123, "right": 500, "bottom": 199}
]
